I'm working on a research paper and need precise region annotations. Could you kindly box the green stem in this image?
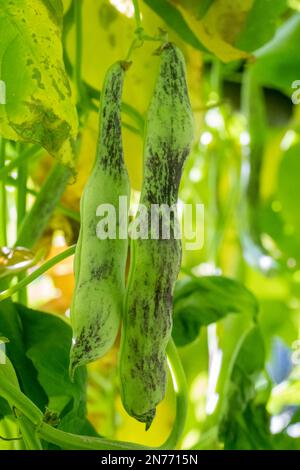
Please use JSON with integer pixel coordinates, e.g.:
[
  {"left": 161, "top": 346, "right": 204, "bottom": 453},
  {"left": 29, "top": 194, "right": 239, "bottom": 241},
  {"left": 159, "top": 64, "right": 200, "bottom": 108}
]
[
  {"left": 16, "top": 162, "right": 72, "bottom": 249},
  {"left": 0, "top": 138, "right": 7, "bottom": 246},
  {"left": 17, "top": 145, "right": 28, "bottom": 304},
  {"left": 39, "top": 423, "right": 149, "bottom": 450},
  {"left": 0, "top": 372, "right": 150, "bottom": 450},
  {"left": 0, "top": 145, "right": 42, "bottom": 181},
  {"left": 0, "top": 377, "right": 42, "bottom": 425},
  {"left": 133, "top": 0, "right": 142, "bottom": 30},
  {"left": 17, "top": 151, "right": 27, "bottom": 233},
  {"left": 122, "top": 121, "right": 142, "bottom": 136},
  {"left": 16, "top": 410, "right": 43, "bottom": 450},
  {"left": 6, "top": 178, "right": 80, "bottom": 223},
  {"left": 74, "top": 0, "right": 85, "bottom": 108},
  {"left": 239, "top": 67, "right": 277, "bottom": 273},
  {"left": 211, "top": 58, "right": 222, "bottom": 98},
  {"left": 0, "top": 435, "right": 21, "bottom": 442},
  {"left": 0, "top": 329, "right": 187, "bottom": 450},
  {"left": 62, "top": 0, "right": 75, "bottom": 77},
  {"left": 0, "top": 245, "right": 76, "bottom": 302},
  {"left": 55, "top": 203, "right": 80, "bottom": 222},
  {"left": 160, "top": 338, "right": 188, "bottom": 450},
  {"left": 42, "top": 339, "right": 187, "bottom": 450},
  {"left": 126, "top": 0, "right": 164, "bottom": 60},
  {"left": 208, "top": 58, "right": 222, "bottom": 265}
]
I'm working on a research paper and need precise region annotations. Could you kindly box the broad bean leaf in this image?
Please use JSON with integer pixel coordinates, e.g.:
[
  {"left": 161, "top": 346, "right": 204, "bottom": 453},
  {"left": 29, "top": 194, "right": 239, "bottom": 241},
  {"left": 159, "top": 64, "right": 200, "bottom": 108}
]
[
  {"left": 236, "top": 0, "right": 287, "bottom": 52},
  {"left": 0, "top": 0, "right": 78, "bottom": 168},
  {"left": 277, "top": 143, "right": 300, "bottom": 229},
  {"left": 219, "top": 327, "right": 300, "bottom": 449},
  {"left": 14, "top": 303, "right": 96, "bottom": 434},
  {"left": 0, "top": 353, "right": 20, "bottom": 419},
  {"left": 145, "top": 0, "right": 250, "bottom": 62},
  {"left": 0, "top": 300, "right": 47, "bottom": 410},
  {"left": 253, "top": 13, "right": 300, "bottom": 94},
  {"left": 219, "top": 326, "right": 268, "bottom": 449},
  {"left": 172, "top": 276, "right": 258, "bottom": 346},
  {"left": 143, "top": 0, "right": 208, "bottom": 52},
  {"left": 171, "top": 0, "right": 215, "bottom": 19},
  {"left": 176, "top": 0, "right": 252, "bottom": 62},
  {"left": 0, "top": 300, "right": 96, "bottom": 435}
]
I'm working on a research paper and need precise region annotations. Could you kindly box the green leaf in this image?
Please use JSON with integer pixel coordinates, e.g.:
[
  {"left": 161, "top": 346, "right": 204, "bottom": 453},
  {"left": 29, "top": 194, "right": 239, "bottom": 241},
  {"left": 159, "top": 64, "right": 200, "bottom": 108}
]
[
  {"left": 0, "top": 0, "right": 78, "bottom": 168},
  {"left": 58, "top": 410, "right": 99, "bottom": 437},
  {"left": 219, "top": 326, "right": 269, "bottom": 449},
  {"left": 198, "top": 0, "right": 215, "bottom": 18},
  {"left": 145, "top": 0, "right": 251, "bottom": 62},
  {"left": 0, "top": 300, "right": 48, "bottom": 410},
  {"left": 0, "top": 354, "right": 20, "bottom": 419},
  {"left": 252, "top": 13, "right": 300, "bottom": 94},
  {"left": 42, "top": 0, "right": 64, "bottom": 25},
  {"left": 277, "top": 142, "right": 300, "bottom": 229},
  {"left": 236, "top": 0, "right": 287, "bottom": 52},
  {"left": 172, "top": 276, "right": 258, "bottom": 346},
  {"left": 0, "top": 357, "right": 19, "bottom": 388},
  {"left": 0, "top": 300, "right": 95, "bottom": 436},
  {"left": 14, "top": 303, "right": 89, "bottom": 422}
]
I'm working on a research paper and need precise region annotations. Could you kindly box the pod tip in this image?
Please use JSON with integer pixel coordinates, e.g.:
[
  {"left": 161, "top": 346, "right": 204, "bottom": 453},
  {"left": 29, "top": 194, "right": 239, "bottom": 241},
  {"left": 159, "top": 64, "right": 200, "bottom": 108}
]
[
  {"left": 120, "top": 60, "right": 132, "bottom": 71},
  {"left": 133, "top": 408, "right": 156, "bottom": 431},
  {"left": 145, "top": 409, "right": 156, "bottom": 431}
]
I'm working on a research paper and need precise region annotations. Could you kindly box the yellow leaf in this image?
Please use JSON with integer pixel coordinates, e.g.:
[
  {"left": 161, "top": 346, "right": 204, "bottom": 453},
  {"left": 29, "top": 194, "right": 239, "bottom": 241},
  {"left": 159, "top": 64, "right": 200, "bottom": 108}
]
[
  {"left": 0, "top": 0, "right": 78, "bottom": 168},
  {"left": 177, "top": 0, "right": 253, "bottom": 62}
]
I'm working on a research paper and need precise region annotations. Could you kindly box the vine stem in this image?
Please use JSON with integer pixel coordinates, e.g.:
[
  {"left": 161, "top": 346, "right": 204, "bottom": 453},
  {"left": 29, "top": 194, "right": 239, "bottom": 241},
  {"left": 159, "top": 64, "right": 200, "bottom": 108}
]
[
  {"left": 126, "top": 0, "right": 165, "bottom": 60},
  {"left": 0, "top": 341, "right": 187, "bottom": 450},
  {"left": 17, "top": 146, "right": 27, "bottom": 233},
  {"left": 17, "top": 144, "right": 28, "bottom": 304},
  {"left": 15, "top": 411, "right": 42, "bottom": 450},
  {"left": 0, "top": 245, "right": 76, "bottom": 302},
  {"left": 161, "top": 338, "right": 188, "bottom": 450},
  {"left": 132, "top": 0, "right": 142, "bottom": 30},
  {"left": 74, "top": 0, "right": 84, "bottom": 105},
  {"left": 6, "top": 177, "right": 80, "bottom": 223},
  {"left": 16, "top": 162, "right": 72, "bottom": 249},
  {"left": 0, "top": 145, "right": 43, "bottom": 181},
  {"left": 0, "top": 138, "right": 7, "bottom": 246}
]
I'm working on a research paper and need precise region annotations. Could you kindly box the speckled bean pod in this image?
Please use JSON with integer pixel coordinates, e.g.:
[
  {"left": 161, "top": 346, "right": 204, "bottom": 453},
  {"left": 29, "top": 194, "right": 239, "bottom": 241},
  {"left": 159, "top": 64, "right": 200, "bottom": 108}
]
[
  {"left": 119, "top": 43, "right": 194, "bottom": 428},
  {"left": 70, "top": 62, "right": 130, "bottom": 376}
]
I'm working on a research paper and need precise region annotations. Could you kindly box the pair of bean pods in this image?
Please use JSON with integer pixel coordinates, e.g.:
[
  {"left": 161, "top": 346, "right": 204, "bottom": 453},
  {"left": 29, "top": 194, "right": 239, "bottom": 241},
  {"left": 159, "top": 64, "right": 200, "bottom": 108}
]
[{"left": 70, "top": 43, "right": 194, "bottom": 429}]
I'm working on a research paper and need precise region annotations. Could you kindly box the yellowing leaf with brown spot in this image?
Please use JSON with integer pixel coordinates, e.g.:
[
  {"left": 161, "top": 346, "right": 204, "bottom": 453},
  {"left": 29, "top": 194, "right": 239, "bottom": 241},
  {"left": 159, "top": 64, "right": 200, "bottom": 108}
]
[
  {"left": 177, "top": 0, "right": 253, "bottom": 62},
  {"left": 0, "top": 0, "right": 78, "bottom": 168}
]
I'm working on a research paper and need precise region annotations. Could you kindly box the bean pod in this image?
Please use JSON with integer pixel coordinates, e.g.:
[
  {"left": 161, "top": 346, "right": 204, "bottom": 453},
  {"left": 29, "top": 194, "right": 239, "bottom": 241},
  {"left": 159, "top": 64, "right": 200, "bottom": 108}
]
[
  {"left": 70, "top": 62, "right": 130, "bottom": 376},
  {"left": 119, "top": 43, "right": 194, "bottom": 428}
]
